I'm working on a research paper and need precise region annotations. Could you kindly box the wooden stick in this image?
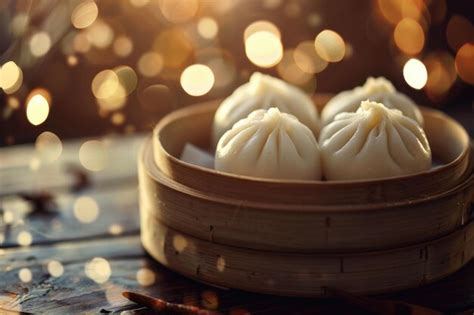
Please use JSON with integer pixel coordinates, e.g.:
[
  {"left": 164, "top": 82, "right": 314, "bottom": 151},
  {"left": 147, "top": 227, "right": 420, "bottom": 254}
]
[{"left": 122, "top": 291, "right": 220, "bottom": 315}]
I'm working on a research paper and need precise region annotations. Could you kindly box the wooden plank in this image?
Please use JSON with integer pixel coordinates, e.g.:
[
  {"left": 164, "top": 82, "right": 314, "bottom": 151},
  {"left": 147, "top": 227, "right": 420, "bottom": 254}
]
[
  {"left": 0, "top": 235, "right": 473, "bottom": 314},
  {"left": 0, "top": 184, "right": 139, "bottom": 248},
  {"left": 0, "top": 134, "right": 144, "bottom": 196}
]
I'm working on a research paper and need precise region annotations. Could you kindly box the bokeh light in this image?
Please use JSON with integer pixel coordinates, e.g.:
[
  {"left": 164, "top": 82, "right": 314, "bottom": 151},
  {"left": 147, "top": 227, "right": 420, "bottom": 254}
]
[
  {"left": 108, "top": 224, "right": 123, "bottom": 235},
  {"left": 85, "top": 257, "right": 111, "bottom": 283},
  {"left": 0, "top": 61, "right": 23, "bottom": 94},
  {"left": 136, "top": 268, "right": 156, "bottom": 286},
  {"left": 314, "top": 29, "right": 345, "bottom": 62},
  {"left": 73, "top": 196, "right": 100, "bottom": 223},
  {"left": 113, "top": 36, "right": 133, "bottom": 57},
  {"left": 137, "top": 52, "right": 163, "bottom": 77},
  {"left": 198, "top": 17, "right": 219, "bottom": 39},
  {"left": 35, "top": 131, "right": 63, "bottom": 163},
  {"left": 86, "top": 19, "right": 114, "bottom": 49},
  {"left": 446, "top": 15, "right": 474, "bottom": 52},
  {"left": 277, "top": 49, "right": 313, "bottom": 85},
  {"left": 393, "top": 18, "right": 425, "bottom": 55},
  {"left": 26, "top": 94, "right": 50, "bottom": 126},
  {"left": 153, "top": 29, "right": 193, "bottom": 69},
  {"left": 245, "top": 31, "right": 283, "bottom": 68},
  {"left": 425, "top": 52, "right": 456, "bottom": 100},
  {"left": 172, "top": 234, "right": 188, "bottom": 253},
  {"left": 455, "top": 43, "right": 474, "bottom": 85},
  {"left": 403, "top": 58, "right": 427, "bottom": 89},
  {"left": 158, "top": 0, "right": 198, "bottom": 23},
  {"left": 216, "top": 256, "right": 226, "bottom": 272},
  {"left": 11, "top": 13, "right": 29, "bottom": 36},
  {"left": 17, "top": 231, "right": 33, "bottom": 247},
  {"left": 92, "top": 70, "right": 120, "bottom": 99},
  {"left": 19, "top": 268, "right": 33, "bottom": 283},
  {"left": 294, "top": 40, "right": 328, "bottom": 74},
  {"left": 29, "top": 32, "right": 52, "bottom": 57},
  {"left": 79, "top": 140, "right": 107, "bottom": 171},
  {"left": 47, "top": 260, "right": 65, "bottom": 277},
  {"left": 180, "top": 64, "right": 215, "bottom": 96},
  {"left": 244, "top": 20, "right": 281, "bottom": 40},
  {"left": 71, "top": 0, "right": 99, "bottom": 29}
]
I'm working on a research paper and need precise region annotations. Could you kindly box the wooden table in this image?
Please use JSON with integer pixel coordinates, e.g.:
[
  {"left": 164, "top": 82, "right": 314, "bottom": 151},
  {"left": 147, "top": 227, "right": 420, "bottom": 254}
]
[{"left": 1, "top": 134, "right": 473, "bottom": 315}]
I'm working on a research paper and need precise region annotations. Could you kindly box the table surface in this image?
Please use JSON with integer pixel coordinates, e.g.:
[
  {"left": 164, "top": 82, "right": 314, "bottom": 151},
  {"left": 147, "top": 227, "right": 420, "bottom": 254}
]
[{"left": 1, "top": 134, "right": 473, "bottom": 315}]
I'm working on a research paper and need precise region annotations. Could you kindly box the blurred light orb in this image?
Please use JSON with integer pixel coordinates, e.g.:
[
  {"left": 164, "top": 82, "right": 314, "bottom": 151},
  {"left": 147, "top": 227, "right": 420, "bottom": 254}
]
[
  {"left": 307, "top": 13, "right": 322, "bottom": 28},
  {"left": 314, "top": 30, "right": 345, "bottom": 63},
  {"left": 403, "top": 58, "right": 427, "bottom": 89},
  {"left": 245, "top": 31, "right": 283, "bottom": 68},
  {"left": 244, "top": 21, "right": 281, "bottom": 41},
  {"left": 74, "top": 196, "right": 100, "bottom": 223},
  {"left": 29, "top": 32, "right": 51, "bottom": 57},
  {"left": 113, "top": 36, "right": 133, "bottom": 57},
  {"left": 92, "top": 70, "right": 120, "bottom": 99},
  {"left": 446, "top": 15, "right": 474, "bottom": 53},
  {"left": 136, "top": 268, "right": 156, "bottom": 286},
  {"left": 377, "top": 0, "right": 403, "bottom": 25},
  {"left": 26, "top": 94, "right": 50, "bottom": 126},
  {"left": 79, "top": 140, "right": 107, "bottom": 171},
  {"left": 11, "top": 13, "right": 29, "bottom": 37},
  {"left": 30, "top": 157, "right": 41, "bottom": 171},
  {"left": 0, "top": 61, "right": 23, "bottom": 94},
  {"left": 47, "top": 260, "right": 64, "bottom": 277},
  {"left": 17, "top": 231, "right": 33, "bottom": 246},
  {"left": 73, "top": 32, "right": 91, "bottom": 53},
  {"left": 277, "top": 50, "right": 313, "bottom": 85},
  {"left": 87, "top": 19, "right": 114, "bottom": 49},
  {"left": 153, "top": 29, "right": 193, "bottom": 69},
  {"left": 71, "top": 0, "right": 99, "bottom": 29},
  {"left": 262, "top": 0, "right": 282, "bottom": 9},
  {"left": 8, "top": 97, "right": 20, "bottom": 109},
  {"left": 216, "top": 256, "right": 226, "bottom": 272},
  {"left": 207, "top": 57, "right": 236, "bottom": 89},
  {"left": 425, "top": 52, "right": 456, "bottom": 99},
  {"left": 198, "top": 17, "right": 219, "bottom": 39},
  {"left": 294, "top": 41, "right": 328, "bottom": 74},
  {"left": 394, "top": 18, "right": 424, "bottom": 55},
  {"left": 85, "top": 257, "right": 111, "bottom": 283},
  {"left": 137, "top": 52, "right": 164, "bottom": 77},
  {"left": 96, "top": 84, "right": 127, "bottom": 111},
  {"left": 172, "top": 234, "right": 188, "bottom": 253},
  {"left": 36, "top": 131, "right": 62, "bottom": 163},
  {"left": 180, "top": 64, "right": 215, "bottom": 96},
  {"left": 108, "top": 224, "right": 123, "bottom": 235},
  {"left": 19, "top": 268, "right": 33, "bottom": 283},
  {"left": 455, "top": 43, "right": 474, "bottom": 85},
  {"left": 67, "top": 55, "right": 79, "bottom": 66},
  {"left": 111, "top": 112, "right": 125, "bottom": 125},
  {"left": 284, "top": 2, "right": 301, "bottom": 18},
  {"left": 159, "top": 0, "right": 198, "bottom": 23},
  {"left": 130, "top": 0, "right": 150, "bottom": 7},
  {"left": 114, "top": 66, "right": 137, "bottom": 96}
]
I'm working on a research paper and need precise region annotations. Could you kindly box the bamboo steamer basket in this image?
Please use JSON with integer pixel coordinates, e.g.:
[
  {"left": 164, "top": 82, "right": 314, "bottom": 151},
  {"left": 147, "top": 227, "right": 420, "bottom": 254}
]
[
  {"left": 141, "top": 97, "right": 472, "bottom": 252},
  {"left": 138, "top": 96, "right": 474, "bottom": 295}
]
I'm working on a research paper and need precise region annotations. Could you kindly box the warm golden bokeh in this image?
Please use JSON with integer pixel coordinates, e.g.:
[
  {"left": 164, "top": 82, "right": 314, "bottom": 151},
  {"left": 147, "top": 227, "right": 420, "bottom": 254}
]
[
  {"left": 314, "top": 29, "right": 345, "bottom": 62},
  {"left": 0, "top": 61, "right": 23, "bottom": 94},
  {"left": 137, "top": 52, "right": 164, "bottom": 77},
  {"left": 403, "top": 58, "right": 427, "bottom": 89},
  {"left": 455, "top": 43, "right": 474, "bottom": 85},
  {"left": 180, "top": 64, "right": 215, "bottom": 96},
  {"left": 73, "top": 196, "right": 100, "bottom": 223},
  {"left": 26, "top": 94, "right": 50, "bottom": 126},
  {"left": 425, "top": 52, "right": 456, "bottom": 100},
  {"left": 446, "top": 15, "right": 474, "bottom": 52},
  {"left": 277, "top": 50, "right": 313, "bottom": 85},
  {"left": 198, "top": 17, "right": 219, "bottom": 39},
  {"left": 245, "top": 31, "right": 283, "bottom": 68},
  {"left": 71, "top": 0, "right": 99, "bottom": 29},
  {"left": 136, "top": 268, "right": 156, "bottom": 286},
  {"left": 29, "top": 32, "right": 52, "bottom": 57},
  {"left": 244, "top": 20, "right": 281, "bottom": 41},
  {"left": 47, "top": 260, "right": 65, "bottom": 277},
  {"left": 85, "top": 257, "right": 111, "bottom": 284},
  {"left": 19, "top": 268, "right": 33, "bottom": 283},
  {"left": 158, "top": 0, "right": 198, "bottom": 23},
  {"left": 35, "top": 131, "right": 63, "bottom": 163},
  {"left": 294, "top": 40, "right": 328, "bottom": 74},
  {"left": 79, "top": 140, "right": 107, "bottom": 171},
  {"left": 393, "top": 18, "right": 425, "bottom": 55}
]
